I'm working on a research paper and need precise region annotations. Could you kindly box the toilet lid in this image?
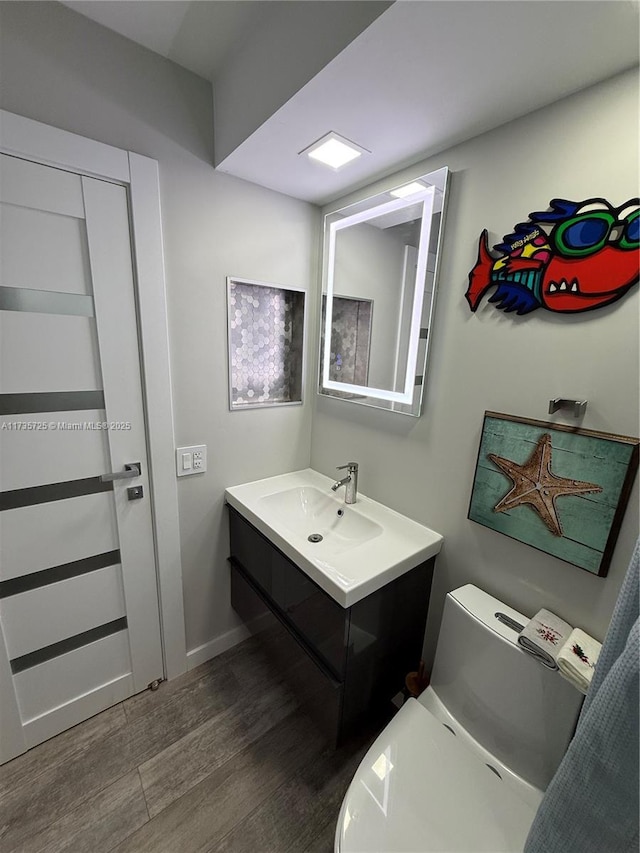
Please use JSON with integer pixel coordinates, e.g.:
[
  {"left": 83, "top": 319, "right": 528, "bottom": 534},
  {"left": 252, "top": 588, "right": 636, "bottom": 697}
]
[{"left": 336, "top": 699, "right": 542, "bottom": 853}]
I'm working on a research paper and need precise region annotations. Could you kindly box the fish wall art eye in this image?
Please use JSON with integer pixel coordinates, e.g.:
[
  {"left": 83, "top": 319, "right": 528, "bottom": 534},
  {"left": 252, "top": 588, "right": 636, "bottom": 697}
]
[{"left": 465, "top": 198, "right": 640, "bottom": 315}]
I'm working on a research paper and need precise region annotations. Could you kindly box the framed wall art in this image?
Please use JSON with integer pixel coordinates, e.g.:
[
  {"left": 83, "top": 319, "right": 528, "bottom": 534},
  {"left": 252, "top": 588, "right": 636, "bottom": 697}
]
[
  {"left": 468, "top": 411, "right": 639, "bottom": 576},
  {"left": 465, "top": 197, "right": 639, "bottom": 316}
]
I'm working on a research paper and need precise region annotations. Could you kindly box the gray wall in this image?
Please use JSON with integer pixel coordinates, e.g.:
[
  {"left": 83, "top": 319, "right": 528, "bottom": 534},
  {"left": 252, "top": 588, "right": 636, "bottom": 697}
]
[
  {"left": 312, "top": 68, "right": 640, "bottom": 665},
  {"left": 0, "top": 2, "right": 319, "bottom": 656}
]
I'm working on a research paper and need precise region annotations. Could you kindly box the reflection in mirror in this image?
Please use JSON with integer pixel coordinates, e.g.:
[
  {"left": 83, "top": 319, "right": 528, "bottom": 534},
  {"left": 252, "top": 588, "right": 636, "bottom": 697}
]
[
  {"left": 320, "top": 294, "right": 372, "bottom": 398},
  {"left": 319, "top": 167, "right": 449, "bottom": 416}
]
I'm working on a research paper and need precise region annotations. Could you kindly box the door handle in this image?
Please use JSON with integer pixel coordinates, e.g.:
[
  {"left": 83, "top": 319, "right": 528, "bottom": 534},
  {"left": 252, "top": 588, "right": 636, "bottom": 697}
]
[{"left": 100, "top": 462, "right": 141, "bottom": 483}]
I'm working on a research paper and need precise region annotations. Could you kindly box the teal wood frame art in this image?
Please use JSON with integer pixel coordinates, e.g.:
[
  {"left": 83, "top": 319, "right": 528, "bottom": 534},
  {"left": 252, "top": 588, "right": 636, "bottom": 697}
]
[{"left": 468, "top": 412, "right": 639, "bottom": 576}]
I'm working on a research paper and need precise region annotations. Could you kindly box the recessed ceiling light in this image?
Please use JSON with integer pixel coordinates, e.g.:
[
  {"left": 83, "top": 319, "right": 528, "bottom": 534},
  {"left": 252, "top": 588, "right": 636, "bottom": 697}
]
[
  {"left": 390, "top": 181, "right": 427, "bottom": 199},
  {"left": 301, "top": 132, "right": 368, "bottom": 170}
]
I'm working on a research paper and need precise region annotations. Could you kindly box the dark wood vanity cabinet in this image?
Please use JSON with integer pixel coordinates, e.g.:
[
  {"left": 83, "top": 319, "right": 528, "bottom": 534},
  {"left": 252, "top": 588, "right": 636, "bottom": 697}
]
[{"left": 227, "top": 505, "right": 435, "bottom": 745}]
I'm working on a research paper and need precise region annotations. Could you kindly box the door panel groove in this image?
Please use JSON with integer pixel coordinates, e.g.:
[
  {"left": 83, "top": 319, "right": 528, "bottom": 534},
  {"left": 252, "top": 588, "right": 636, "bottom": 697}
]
[
  {"left": 10, "top": 617, "right": 128, "bottom": 674},
  {"left": 0, "top": 390, "right": 105, "bottom": 414},
  {"left": 0, "top": 550, "right": 121, "bottom": 597},
  {"left": 0, "top": 476, "right": 113, "bottom": 510},
  {"left": 0, "top": 286, "right": 95, "bottom": 316}
]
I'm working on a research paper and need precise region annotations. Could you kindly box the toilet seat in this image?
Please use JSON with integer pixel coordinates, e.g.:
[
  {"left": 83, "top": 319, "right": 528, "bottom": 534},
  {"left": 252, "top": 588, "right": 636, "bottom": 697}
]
[{"left": 335, "top": 699, "right": 542, "bottom": 853}]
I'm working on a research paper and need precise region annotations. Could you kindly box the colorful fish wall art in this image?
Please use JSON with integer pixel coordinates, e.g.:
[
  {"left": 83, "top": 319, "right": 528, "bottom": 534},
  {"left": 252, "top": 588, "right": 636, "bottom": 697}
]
[{"left": 465, "top": 198, "right": 640, "bottom": 315}]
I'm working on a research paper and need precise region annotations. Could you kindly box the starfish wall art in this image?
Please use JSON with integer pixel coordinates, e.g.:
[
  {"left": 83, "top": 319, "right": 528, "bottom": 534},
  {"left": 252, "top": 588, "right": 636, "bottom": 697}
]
[{"left": 468, "top": 412, "right": 638, "bottom": 576}]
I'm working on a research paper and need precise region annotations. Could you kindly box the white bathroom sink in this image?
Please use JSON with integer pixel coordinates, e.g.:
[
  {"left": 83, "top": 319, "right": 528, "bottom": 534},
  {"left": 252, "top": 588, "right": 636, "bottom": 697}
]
[
  {"left": 259, "top": 485, "right": 383, "bottom": 552},
  {"left": 225, "top": 469, "right": 443, "bottom": 607}
]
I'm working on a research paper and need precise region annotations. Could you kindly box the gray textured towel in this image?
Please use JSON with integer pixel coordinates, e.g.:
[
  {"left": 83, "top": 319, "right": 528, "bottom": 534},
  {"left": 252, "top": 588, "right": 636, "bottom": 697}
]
[{"left": 524, "top": 538, "right": 640, "bottom": 853}]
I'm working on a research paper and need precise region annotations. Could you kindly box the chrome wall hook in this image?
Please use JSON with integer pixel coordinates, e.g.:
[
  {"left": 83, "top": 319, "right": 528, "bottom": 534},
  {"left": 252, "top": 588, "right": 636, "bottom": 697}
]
[{"left": 548, "top": 398, "right": 588, "bottom": 418}]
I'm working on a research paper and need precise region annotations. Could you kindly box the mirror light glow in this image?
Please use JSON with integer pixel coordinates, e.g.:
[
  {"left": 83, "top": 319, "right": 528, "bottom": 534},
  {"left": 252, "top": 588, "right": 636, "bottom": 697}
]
[{"left": 322, "top": 186, "right": 435, "bottom": 404}]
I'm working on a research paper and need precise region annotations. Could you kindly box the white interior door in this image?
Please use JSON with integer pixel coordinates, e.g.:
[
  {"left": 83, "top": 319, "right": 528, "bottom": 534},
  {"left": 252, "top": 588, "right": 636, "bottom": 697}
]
[{"left": 0, "top": 153, "right": 164, "bottom": 763}]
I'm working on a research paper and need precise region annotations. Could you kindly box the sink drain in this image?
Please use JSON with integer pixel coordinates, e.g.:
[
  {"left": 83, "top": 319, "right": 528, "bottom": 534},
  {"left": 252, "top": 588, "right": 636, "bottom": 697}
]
[{"left": 308, "top": 533, "right": 323, "bottom": 543}]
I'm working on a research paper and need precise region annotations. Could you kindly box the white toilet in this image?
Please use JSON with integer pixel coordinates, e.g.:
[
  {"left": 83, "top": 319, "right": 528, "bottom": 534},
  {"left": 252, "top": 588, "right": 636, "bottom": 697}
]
[{"left": 335, "top": 584, "right": 583, "bottom": 853}]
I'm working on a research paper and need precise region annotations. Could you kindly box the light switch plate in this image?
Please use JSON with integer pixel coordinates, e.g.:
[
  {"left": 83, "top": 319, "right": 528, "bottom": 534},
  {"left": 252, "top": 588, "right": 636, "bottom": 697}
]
[{"left": 176, "top": 445, "right": 207, "bottom": 476}]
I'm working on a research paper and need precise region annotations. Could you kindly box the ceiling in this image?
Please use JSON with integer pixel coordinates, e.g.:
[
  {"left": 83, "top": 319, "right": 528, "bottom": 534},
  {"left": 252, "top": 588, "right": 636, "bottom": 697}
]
[
  {"left": 61, "top": 1, "right": 640, "bottom": 206},
  {"left": 61, "top": 1, "right": 294, "bottom": 79}
]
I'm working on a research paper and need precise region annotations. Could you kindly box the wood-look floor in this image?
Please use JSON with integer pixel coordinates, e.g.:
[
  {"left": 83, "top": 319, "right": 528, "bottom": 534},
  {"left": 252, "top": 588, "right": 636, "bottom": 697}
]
[{"left": 0, "top": 634, "right": 377, "bottom": 853}]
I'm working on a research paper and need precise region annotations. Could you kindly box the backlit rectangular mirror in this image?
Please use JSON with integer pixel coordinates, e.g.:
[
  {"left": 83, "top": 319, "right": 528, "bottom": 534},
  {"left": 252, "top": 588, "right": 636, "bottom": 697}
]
[{"left": 319, "top": 167, "right": 449, "bottom": 416}]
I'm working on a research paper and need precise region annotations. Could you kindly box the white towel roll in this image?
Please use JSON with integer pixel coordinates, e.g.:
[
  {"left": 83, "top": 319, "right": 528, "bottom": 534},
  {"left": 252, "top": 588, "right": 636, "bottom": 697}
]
[
  {"left": 517, "top": 608, "right": 573, "bottom": 669},
  {"left": 557, "top": 628, "right": 602, "bottom": 695}
]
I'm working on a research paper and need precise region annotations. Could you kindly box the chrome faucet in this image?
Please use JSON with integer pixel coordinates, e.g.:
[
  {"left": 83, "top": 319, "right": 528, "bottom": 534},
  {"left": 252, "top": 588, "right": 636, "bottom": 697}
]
[{"left": 331, "top": 462, "right": 358, "bottom": 504}]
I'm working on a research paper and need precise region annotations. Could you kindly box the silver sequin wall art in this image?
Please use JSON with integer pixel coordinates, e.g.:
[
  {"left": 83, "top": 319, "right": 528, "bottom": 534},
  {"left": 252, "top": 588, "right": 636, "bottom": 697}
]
[{"left": 226, "top": 277, "right": 305, "bottom": 410}]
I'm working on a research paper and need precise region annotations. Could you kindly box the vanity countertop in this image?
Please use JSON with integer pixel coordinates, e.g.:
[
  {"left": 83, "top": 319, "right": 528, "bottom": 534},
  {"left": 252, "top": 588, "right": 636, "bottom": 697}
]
[{"left": 225, "top": 468, "right": 443, "bottom": 608}]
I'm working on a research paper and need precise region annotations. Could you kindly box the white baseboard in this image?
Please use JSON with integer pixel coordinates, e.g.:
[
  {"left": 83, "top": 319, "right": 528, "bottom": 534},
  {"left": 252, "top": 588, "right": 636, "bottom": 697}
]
[
  {"left": 186, "top": 624, "right": 251, "bottom": 671},
  {"left": 186, "top": 612, "right": 274, "bottom": 671}
]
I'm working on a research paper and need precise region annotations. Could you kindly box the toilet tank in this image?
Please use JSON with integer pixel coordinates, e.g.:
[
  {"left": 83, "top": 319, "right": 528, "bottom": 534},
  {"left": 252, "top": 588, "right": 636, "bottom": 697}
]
[{"left": 427, "top": 584, "right": 583, "bottom": 791}]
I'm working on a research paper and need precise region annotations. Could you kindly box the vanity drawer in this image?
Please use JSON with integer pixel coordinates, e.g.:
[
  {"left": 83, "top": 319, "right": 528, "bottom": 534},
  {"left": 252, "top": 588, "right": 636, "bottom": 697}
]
[
  {"left": 228, "top": 506, "right": 273, "bottom": 595},
  {"left": 270, "top": 548, "right": 348, "bottom": 679},
  {"left": 230, "top": 566, "right": 342, "bottom": 743},
  {"left": 228, "top": 507, "right": 349, "bottom": 679}
]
